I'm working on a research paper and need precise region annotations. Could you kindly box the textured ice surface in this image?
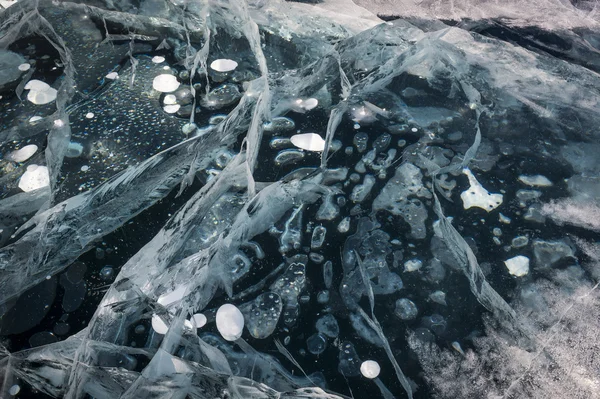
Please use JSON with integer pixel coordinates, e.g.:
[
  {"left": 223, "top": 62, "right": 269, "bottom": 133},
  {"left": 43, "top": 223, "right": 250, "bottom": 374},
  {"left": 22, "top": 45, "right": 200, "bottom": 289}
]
[{"left": 1, "top": 0, "right": 600, "bottom": 398}]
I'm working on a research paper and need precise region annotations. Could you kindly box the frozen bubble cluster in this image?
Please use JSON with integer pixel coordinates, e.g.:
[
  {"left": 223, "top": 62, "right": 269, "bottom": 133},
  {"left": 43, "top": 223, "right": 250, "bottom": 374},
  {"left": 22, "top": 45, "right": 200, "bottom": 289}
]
[{"left": 1, "top": 1, "right": 600, "bottom": 399}]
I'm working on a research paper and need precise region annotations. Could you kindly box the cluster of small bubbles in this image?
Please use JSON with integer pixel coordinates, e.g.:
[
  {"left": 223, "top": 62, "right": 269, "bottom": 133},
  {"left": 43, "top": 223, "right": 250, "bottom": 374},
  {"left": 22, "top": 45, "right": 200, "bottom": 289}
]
[
  {"left": 372, "top": 133, "right": 391, "bottom": 151},
  {"left": 353, "top": 132, "right": 368, "bottom": 152},
  {"left": 338, "top": 341, "right": 361, "bottom": 376},
  {"left": 263, "top": 117, "right": 295, "bottom": 133},
  {"left": 242, "top": 292, "right": 282, "bottom": 339}
]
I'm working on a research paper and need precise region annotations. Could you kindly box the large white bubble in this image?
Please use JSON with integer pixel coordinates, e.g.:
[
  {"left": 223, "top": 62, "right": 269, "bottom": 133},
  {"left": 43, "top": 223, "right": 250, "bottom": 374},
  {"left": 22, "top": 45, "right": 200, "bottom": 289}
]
[
  {"left": 216, "top": 304, "right": 244, "bottom": 341},
  {"left": 18, "top": 164, "right": 49, "bottom": 192},
  {"left": 152, "top": 74, "right": 180, "bottom": 93},
  {"left": 360, "top": 360, "right": 381, "bottom": 379},
  {"left": 290, "top": 133, "right": 326, "bottom": 152}
]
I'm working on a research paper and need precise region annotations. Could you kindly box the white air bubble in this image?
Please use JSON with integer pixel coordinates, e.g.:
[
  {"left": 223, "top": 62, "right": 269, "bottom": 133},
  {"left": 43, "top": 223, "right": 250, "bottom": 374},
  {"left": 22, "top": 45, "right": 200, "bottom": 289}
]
[
  {"left": 29, "top": 116, "right": 43, "bottom": 122},
  {"left": 18, "top": 63, "right": 31, "bottom": 71},
  {"left": 163, "top": 94, "right": 177, "bottom": 105},
  {"left": 6, "top": 144, "right": 38, "bottom": 162},
  {"left": 151, "top": 314, "right": 169, "bottom": 334},
  {"left": 360, "top": 360, "right": 381, "bottom": 379},
  {"left": 163, "top": 104, "right": 180, "bottom": 114},
  {"left": 18, "top": 165, "right": 49, "bottom": 192},
  {"left": 152, "top": 55, "right": 166, "bottom": 64},
  {"left": 24, "top": 79, "right": 57, "bottom": 105},
  {"left": 290, "top": 133, "right": 326, "bottom": 152},
  {"left": 105, "top": 72, "right": 118, "bottom": 80},
  {"left": 85, "top": 112, "right": 95, "bottom": 119},
  {"left": 216, "top": 304, "right": 244, "bottom": 341},
  {"left": 191, "top": 313, "right": 207, "bottom": 328},
  {"left": 210, "top": 59, "right": 238, "bottom": 72},
  {"left": 153, "top": 74, "right": 180, "bottom": 93}
]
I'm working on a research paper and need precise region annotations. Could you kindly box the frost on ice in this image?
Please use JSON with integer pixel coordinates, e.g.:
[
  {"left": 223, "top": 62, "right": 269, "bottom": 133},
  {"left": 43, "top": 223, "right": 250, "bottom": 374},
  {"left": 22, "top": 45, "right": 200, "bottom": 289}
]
[{"left": 1, "top": 0, "right": 600, "bottom": 398}]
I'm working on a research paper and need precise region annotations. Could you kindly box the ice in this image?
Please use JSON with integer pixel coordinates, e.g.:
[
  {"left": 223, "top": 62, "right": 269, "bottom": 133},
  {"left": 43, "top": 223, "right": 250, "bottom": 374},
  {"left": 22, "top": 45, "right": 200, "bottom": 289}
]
[
  {"left": 374, "top": 163, "right": 431, "bottom": 231},
  {"left": 504, "top": 255, "right": 530, "bottom": 277},
  {"left": 2, "top": 0, "right": 600, "bottom": 398},
  {"left": 429, "top": 290, "right": 447, "bottom": 306},
  {"left": 360, "top": 360, "right": 381, "bottom": 379},
  {"left": 157, "top": 285, "right": 188, "bottom": 307},
  {"left": 532, "top": 239, "right": 575, "bottom": 269},
  {"left": 518, "top": 174, "right": 553, "bottom": 187},
  {"left": 460, "top": 168, "right": 503, "bottom": 212}
]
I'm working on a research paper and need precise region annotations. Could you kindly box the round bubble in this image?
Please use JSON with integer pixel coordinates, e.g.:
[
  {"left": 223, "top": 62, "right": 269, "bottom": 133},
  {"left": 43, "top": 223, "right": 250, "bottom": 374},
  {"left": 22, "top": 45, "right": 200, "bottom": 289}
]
[
  {"left": 54, "top": 322, "right": 70, "bottom": 336},
  {"left": 216, "top": 304, "right": 244, "bottom": 341},
  {"left": 9, "top": 385, "right": 20, "bottom": 395},
  {"left": 151, "top": 314, "right": 169, "bottom": 334},
  {"left": 422, "top": 314, "right": 447, "bottom": 335},
  {"left": 395, "top": 298, "right": 418, "bottom": 320},
  {"left": 152, "top": 74, "right": 180, "bottom": 93},
  {"left": 360, "top": 360, "right": 381, "bottom": 379},
  {"left": 191, "top": 313, "right": 207, "bottom": 329},
  {"left": 100, "top": 266, "right": 114, "bottom": 280},
  {"left": 306, "top": 333, "right": 327, "bottom": 355},
  {"left": 210, "top": 58, "right": 238, "bottom": 72}
]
